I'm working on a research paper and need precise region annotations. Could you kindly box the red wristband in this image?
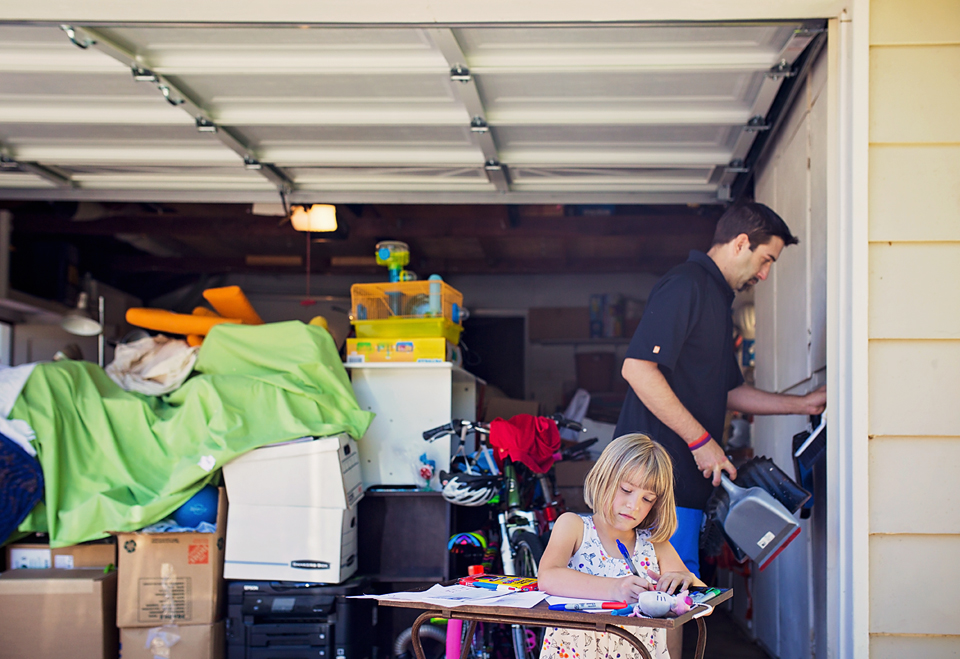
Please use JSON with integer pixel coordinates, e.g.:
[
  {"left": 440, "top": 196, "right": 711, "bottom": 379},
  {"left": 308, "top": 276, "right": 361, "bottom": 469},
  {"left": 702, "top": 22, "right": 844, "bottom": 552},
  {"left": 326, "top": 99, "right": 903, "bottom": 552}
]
[{"left": 687, "top": 432, "right": 712, "bottom": 451}]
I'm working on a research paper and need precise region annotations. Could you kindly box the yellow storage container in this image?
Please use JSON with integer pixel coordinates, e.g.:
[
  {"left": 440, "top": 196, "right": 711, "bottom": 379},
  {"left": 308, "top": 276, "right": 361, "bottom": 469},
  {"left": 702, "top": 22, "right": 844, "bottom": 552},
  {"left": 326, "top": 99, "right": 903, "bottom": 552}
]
[
  {"left": 346, "top": 337, "right": 457, "bottom": 363},
  {"left": 350, "top": 280, "right": 464, "bottom": 343}
]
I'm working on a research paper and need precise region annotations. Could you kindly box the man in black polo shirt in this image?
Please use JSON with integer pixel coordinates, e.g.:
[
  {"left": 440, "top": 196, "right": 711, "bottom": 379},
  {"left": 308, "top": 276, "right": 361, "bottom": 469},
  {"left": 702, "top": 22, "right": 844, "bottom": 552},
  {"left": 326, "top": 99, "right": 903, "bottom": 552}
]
[{"left": 615, "top": 202, "right": 826, "bottom": 581}]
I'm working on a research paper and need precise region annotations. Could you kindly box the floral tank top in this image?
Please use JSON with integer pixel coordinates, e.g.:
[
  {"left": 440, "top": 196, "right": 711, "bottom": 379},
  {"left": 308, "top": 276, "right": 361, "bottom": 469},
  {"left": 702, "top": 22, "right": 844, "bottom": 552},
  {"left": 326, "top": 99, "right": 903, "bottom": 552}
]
[{"left": 538, "top": 515, "right": 668, "bottom": 659}]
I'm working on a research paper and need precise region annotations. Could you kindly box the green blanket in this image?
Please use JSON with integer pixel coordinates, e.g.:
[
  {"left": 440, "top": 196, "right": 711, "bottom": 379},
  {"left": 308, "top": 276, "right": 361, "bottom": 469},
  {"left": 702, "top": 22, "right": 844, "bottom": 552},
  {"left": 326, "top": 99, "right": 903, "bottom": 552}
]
[{"left": 11, "top": 321, "right": 374, "bottom": 547}]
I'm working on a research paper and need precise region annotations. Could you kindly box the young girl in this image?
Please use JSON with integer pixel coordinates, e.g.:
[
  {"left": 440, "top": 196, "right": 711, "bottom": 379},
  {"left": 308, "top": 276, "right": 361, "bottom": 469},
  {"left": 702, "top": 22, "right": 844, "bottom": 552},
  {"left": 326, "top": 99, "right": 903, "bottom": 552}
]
[{"left": 537, "top": 433, "right": 705, "bottom": 659}]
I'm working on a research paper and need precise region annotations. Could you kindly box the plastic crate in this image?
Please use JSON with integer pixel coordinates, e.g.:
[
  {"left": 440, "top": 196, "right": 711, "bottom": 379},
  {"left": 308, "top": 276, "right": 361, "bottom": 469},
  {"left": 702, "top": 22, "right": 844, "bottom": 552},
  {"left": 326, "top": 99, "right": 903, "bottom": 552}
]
[
  {"left": 351, "top": 318, "right": 463, "bottom": 344},
  {"left": 351, "top": 280, "right": 463, "bottom": 322}
]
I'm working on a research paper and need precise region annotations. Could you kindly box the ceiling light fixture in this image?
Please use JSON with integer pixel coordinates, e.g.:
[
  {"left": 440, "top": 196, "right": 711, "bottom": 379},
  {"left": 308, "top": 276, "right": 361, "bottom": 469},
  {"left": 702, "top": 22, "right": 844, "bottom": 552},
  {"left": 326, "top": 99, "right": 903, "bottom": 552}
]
[{"left": 290, "top": 204, "right": 338, "bottom": 233}]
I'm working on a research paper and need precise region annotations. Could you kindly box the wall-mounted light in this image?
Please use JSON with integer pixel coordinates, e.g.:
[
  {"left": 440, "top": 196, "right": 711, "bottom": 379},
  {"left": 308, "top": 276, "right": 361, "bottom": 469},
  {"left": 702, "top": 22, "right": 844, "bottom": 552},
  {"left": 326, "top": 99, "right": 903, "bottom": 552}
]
[{"left": 290, "top": 204, "right": 338, "bottom": 232}]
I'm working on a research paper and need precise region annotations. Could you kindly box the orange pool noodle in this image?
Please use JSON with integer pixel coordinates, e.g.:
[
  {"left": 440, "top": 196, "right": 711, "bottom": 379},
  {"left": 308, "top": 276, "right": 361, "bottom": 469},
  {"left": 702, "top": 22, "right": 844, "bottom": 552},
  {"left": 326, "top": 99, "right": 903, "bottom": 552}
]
[
  {"left": 202, "top": 286, "right": 263, "bottom": 325},
  {"left": 191, "top": 306, "right": 220, "bottom": 318},
  {"left": 186, "top": 334, "right": 204, "bottom": 347},
  {"left": 125, "top": 308, "right": 242, "bottom": 336}
]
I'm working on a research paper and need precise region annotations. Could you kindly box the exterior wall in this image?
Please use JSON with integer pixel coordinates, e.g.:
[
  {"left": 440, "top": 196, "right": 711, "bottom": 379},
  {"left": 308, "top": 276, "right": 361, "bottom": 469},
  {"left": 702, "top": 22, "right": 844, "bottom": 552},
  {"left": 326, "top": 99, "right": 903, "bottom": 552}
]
[
  {"left": 750, "top": 46, "right": 829, "bottom": 659},
  {"left": 867, "top": 0, "right": 960, "bottom": 655}
]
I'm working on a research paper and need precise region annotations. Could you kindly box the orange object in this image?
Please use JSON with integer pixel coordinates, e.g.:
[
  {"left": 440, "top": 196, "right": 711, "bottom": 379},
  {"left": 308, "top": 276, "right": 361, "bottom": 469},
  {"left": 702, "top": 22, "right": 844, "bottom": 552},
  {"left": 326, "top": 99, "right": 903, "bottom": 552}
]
[
  {"left": 202, "top": 286, "right": 263, "bottom": 325},
  {"left": 186, "top": 335, "right": 204, "bottom": 347},
  {"left": 125, "top": 308, "right": 242, "bottom": 336},
  {"left": 191, "top": 306, "right": 220, "bottom": 318}
]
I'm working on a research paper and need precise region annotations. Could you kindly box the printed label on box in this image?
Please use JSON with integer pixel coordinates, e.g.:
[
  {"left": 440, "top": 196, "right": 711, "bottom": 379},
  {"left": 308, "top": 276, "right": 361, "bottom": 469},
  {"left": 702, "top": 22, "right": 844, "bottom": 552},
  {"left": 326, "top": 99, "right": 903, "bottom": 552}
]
[
  {"left": 53, "top": 554, "right": 75, "bottom": 569},
  {"left": 188, "top": 543, "right": 210, "bottom": 565},
  {"left": 138, "top": 577, "right": 192, "bottom": 623}
]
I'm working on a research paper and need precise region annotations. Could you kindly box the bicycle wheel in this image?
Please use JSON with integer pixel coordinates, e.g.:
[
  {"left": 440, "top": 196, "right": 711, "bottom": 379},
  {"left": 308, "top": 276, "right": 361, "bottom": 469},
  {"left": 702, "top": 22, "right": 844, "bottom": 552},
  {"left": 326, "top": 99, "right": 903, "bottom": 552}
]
[
  {"left": 509, "top": 531, "right": 545, "bottom": 659},
  {"left": 511, "top": 531, "right": 544, "bottom": 578}
]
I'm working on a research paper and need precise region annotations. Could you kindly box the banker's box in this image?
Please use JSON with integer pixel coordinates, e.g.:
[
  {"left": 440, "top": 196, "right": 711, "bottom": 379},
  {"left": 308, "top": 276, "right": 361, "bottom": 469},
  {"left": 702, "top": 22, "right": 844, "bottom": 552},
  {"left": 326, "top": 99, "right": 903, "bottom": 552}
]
[
  {"left": 0, "top": 568, "right": 118, "bottom": 659},
  {"left": 6, "top": 540, "right": 116, "bottom": 569},
  {"left": 115, "top": 487, "right": 227, "bottom": 628},
  {"left": 120, "top": 620, "right": 224, "bottom": 659},
  {"left": 222, "top": 433, "right": 362, "bottom": 509},
  {"left": 346, "top": 337, "right": 454, "bottom": 363},
  {"left": 224, "top": 504, "right": 358, "bottom": 583}
]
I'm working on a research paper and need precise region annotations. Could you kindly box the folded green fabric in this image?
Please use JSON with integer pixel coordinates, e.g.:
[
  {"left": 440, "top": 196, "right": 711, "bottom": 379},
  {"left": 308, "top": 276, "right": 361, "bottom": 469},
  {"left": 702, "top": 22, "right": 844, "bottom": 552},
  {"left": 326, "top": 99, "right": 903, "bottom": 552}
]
[{"left": 11, "top": 321, "right": 374, "bottom": 547}]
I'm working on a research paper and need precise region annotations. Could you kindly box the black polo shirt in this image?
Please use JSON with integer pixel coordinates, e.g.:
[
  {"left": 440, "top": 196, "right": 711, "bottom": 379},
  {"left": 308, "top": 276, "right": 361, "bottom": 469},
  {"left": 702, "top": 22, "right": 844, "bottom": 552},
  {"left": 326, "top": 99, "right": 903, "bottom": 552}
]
[{"left": 614, "top": 250, "right": 744, "bottom": 510}]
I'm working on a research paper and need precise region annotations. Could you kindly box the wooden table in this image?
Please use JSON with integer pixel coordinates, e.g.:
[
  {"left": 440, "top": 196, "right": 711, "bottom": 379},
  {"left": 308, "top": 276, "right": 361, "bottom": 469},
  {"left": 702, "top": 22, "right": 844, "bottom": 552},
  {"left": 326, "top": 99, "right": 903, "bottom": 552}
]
[{"left": 381, "top": 589, "right": 732, "bottom": 659}]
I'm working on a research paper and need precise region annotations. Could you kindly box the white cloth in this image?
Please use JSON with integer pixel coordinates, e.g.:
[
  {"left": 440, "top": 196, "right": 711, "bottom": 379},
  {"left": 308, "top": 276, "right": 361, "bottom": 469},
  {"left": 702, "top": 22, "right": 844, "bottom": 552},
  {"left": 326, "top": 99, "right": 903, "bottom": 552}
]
[
  {"left": 539, "top": 515, "right": 668, "bottom": 659},
  {"left": 0, "top": 363, "right": 38, "bottom": 456},
  {"left": 106, "top": 335, "right": 199, "bottom": 396}
]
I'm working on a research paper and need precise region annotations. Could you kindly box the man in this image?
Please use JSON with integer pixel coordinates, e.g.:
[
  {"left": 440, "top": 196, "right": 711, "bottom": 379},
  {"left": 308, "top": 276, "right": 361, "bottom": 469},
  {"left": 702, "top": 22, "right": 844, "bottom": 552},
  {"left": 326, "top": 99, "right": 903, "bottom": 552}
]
[{"left": 615, "top": 201, "right": 826, "bottom": 578}]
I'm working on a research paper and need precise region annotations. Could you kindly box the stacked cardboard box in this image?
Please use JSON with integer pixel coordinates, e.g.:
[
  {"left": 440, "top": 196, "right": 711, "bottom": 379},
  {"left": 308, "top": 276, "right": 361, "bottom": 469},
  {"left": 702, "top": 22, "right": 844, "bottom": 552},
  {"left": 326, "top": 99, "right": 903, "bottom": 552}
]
[
  {"left": 0, "top": 568, "right": 118, "bottom": 659},
  {"left": 5, "top": 539, "right": 117, "bottom": 570},
  {"left": 222, "top": 433, "right": 362, "bottom": 584},
  {"left": 115, "top": 487, "right": 228, "bottom": 659}
]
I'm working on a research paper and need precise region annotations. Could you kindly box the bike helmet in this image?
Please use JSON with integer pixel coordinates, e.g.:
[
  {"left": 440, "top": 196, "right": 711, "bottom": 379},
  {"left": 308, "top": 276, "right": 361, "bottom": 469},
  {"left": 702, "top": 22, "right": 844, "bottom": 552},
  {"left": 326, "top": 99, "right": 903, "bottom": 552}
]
[{"left": 438, "top": 470, "right": 500, "bottom": 506}]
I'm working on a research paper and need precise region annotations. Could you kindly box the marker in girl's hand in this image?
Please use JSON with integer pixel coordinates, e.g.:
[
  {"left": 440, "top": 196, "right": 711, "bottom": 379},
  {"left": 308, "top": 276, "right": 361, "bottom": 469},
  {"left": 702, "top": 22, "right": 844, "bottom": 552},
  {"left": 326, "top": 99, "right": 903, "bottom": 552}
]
[{"left": 615, "top": 539, "right": 654, "bottom": 586}]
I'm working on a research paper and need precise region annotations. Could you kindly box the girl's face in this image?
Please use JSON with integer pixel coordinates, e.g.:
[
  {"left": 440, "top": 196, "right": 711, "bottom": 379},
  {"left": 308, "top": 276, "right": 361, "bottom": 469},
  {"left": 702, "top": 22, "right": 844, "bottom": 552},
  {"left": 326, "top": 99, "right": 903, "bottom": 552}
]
[{"left": 610, "top": 472, "right": 658, "bottom": 531}]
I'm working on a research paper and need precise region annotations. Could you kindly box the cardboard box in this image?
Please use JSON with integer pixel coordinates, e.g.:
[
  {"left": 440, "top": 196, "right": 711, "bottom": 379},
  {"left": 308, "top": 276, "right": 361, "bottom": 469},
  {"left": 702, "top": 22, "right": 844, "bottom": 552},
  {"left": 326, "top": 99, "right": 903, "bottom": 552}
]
[
  {"left": 222, "top": 433, "right": 362, "bottom": 509},
  {"left": 120, "top": 620, "right": 224, "bottom": 659},
  {"left": 483, "top": 397, "right": 540, "bottom": 423},
  {"left": 116, "top": 488, "right": 227, "bottom": 628},
  {"left": 346, "top": 337, "right": 455, "bottom": 363},
  {"left": 555, "top": 460, "right": 596, "bottom": 514},
  {"left": 6, "top": 541, "right": 117, "bottom": 570},
  {"left": 0, "top": 568, "right": 118, "bottom": 659},
  {"left": 527, "top": 307, "right": 590, "bottom": 342},
  {"left": 224, "top": 503, "right": 358, "bottom": 584}
]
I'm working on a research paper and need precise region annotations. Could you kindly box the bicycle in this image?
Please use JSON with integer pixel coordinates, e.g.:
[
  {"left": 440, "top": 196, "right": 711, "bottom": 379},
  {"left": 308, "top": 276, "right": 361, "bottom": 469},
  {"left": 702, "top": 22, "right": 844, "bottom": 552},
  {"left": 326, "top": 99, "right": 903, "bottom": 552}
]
[{"left": 423, "top": 414, "right": 584, "bottom": 659}]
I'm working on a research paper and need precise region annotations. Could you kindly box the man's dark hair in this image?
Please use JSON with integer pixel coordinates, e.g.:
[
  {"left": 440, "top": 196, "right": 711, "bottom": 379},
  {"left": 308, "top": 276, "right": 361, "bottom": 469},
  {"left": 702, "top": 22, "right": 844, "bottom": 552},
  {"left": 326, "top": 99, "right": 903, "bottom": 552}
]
[{"left": 712, "top": 201, "right": 799, "bottom": 249}]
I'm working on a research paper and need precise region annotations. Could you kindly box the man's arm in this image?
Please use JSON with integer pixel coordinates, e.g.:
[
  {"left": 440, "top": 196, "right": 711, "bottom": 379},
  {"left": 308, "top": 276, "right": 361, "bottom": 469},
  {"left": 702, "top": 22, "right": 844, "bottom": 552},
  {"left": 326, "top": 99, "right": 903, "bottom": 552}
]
[
  {"left": 727, "top": 383, "right": 826, "bottom": 416},
  {"left": 621, "top": 357, "right": 736, "bottom": 485}
]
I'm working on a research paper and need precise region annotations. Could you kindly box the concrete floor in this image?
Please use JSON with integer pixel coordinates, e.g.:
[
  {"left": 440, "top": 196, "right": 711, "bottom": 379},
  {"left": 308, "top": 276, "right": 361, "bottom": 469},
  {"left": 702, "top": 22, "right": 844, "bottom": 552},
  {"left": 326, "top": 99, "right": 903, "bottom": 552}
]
[{"left": 681, "top": 608, "right": 770, "bottom": 659}]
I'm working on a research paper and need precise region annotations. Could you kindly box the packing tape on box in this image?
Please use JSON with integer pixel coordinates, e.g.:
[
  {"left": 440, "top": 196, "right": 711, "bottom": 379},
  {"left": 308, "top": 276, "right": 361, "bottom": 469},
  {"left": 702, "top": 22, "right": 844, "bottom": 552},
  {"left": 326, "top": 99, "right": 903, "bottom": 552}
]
[
  {"left": 160, "top": 563, "right": 178, "bottom": 626},
  {"left": 146, "top": 625, "right": 181, "bottom": 659}
]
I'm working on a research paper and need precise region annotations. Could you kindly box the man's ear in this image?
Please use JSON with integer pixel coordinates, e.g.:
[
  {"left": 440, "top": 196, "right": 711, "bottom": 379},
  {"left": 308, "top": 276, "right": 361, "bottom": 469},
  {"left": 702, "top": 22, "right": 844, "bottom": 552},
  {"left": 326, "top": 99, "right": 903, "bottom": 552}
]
[{"left": 734, "top": 233, "right": 751, "bottom": 254}]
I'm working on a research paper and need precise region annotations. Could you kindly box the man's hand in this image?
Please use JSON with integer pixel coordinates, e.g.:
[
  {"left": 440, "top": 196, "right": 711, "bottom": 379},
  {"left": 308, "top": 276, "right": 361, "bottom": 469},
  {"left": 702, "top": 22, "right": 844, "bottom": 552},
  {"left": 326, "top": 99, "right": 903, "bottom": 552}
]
[
  {"left": 692, "top": 438, "right": 736, "bottom": 486},
  {"left": 799, "top": 385, "right": 827, "bottom": 415}
]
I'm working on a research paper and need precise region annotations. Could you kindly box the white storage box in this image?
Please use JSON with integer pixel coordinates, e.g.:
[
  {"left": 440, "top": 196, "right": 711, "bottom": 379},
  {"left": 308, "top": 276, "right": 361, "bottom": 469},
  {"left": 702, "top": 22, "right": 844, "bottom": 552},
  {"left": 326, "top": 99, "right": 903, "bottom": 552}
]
[
  {"left": 223, "top": 503, "right": 358, "bottom": 584},
  {"left": 223, "top": 433, "right": 363, "bottom": 508}
]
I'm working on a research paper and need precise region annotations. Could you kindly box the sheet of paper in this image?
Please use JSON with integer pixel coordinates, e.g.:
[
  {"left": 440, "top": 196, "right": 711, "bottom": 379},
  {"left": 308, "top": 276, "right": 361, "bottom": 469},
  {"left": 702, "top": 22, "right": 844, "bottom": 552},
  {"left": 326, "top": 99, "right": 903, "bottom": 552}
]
[
  {"left": 351, "top": 584, "right": 547, "bottom": 608},
  {"left": 545, "top": 595, "right": 611, "bottom": 606}
]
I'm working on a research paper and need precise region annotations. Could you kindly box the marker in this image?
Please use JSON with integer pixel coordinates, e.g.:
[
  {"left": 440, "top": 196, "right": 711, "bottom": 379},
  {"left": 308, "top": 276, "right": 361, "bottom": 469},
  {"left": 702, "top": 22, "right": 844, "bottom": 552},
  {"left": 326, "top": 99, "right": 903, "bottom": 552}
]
[
  {"left": 548, "top": 602, "right": 627, "bottom": 611},
  {"left": 470, "top": 581, "right": 521, "bottom": 593},
  {"left": 616, "top": 539, "right": 654, "bottom": 585}
]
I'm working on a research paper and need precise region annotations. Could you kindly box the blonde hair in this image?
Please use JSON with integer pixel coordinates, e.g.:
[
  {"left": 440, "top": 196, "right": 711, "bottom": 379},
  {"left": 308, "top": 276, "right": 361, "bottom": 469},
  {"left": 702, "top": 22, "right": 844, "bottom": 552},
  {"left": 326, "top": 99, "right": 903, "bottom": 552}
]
[{"left": 583, "top": 433, "right": 677, "bottom": 543}]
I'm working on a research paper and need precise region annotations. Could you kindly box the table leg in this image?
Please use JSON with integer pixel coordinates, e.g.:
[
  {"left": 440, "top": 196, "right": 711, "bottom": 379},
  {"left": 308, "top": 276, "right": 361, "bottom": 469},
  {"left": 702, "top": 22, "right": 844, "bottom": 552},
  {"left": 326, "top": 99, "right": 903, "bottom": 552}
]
[
  {"left": 459, "top": 620, "right": 478, "bottom": 659},
  {"left": 693, "top": 617, "right": 707, "bottom": 659},
  {"left": 410, "top": 611, "right": 435, "bottom": 659}
]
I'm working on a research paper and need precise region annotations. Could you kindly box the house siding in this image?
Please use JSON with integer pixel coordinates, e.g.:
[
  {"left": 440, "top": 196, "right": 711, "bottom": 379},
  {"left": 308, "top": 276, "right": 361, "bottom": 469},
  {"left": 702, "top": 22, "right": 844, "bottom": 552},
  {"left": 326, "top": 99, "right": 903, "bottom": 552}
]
[{"left": 868, "top": 0, "right": 960, "bottom": 654}]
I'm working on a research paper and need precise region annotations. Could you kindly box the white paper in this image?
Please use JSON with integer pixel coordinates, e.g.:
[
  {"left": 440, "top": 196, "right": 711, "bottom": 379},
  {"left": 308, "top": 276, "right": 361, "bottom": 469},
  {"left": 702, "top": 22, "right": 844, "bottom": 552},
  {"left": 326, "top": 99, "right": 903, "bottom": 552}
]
[{"left": 353, "top": 584, "right": 547, "bottom": 609}]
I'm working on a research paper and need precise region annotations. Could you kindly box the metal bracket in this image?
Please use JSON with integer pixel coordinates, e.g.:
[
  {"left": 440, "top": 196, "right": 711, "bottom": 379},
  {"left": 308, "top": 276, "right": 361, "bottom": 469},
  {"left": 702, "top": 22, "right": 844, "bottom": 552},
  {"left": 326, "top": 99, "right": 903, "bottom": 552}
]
[
  {"left": 158, "top": 84, "right": 184, "bottom": 106},
  {"left": 195, "top": 117, "right": 218, "bottom": 133},
  {"left": 131, "top": 66, "right": 159, "bottom": 83},
  {"left": 60, "top": 25, "right": 96, "bottom": 49},
  {"left": 243, "top": 156, "right": 262, "bottom": 170},
  {"left": 484, "top": 159, "right": 502, "bottom": 172},
  {"left": 717, "top": 185, "right": 733, "bottom": 202},
  {"left": 725, "top": 159, "right": 749, "bottom": 174},
  {"left": 744, "top": 116, "right": 771, "bottom": 132},
  {"left": 470, "top": 117, "right": 489, "bottom": 133},
  {"left": 450, "top": 65, "right": 472, "bottom": 83},
  {"left": 766, "top": 61, "right": 797, "bottom": 80},
  {"left": 0, "top": 155, "right": 18, "bottom": 170}
]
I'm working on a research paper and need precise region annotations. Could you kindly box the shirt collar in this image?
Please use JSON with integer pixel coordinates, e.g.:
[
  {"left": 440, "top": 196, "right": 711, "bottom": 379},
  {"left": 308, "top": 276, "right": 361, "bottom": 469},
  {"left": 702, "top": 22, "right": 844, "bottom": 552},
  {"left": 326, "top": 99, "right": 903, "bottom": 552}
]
[{"left": 687, "top": 250, "right": 735, "bottom": 303}]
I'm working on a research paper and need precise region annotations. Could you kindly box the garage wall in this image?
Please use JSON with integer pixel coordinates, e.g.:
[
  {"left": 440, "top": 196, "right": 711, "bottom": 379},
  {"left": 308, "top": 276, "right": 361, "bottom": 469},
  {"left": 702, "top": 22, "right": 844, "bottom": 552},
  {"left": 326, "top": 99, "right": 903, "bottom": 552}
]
[
  {"left": 867, "top": 0, "right": 960, "bottom": 655},
  {"left": 749, "top": 45, "right": 829, "bottom": 659},
  {"left": 187, "top": 270, "right": 660, "bottom": 413}
]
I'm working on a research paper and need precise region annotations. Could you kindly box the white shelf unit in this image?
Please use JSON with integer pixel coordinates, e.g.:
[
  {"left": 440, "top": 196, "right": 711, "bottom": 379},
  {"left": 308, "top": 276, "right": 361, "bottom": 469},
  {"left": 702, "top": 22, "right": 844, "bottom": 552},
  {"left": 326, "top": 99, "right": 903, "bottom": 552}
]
[{"left": 346, "top": 362, "right": 480, "bottom": 490}]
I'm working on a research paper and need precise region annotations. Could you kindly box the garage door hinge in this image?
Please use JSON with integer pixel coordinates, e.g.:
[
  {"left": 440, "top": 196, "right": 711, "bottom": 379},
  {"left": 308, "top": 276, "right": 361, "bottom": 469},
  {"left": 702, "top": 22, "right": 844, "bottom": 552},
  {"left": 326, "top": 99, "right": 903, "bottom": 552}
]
[
  {"left": 766, "top": 61, "right": 797, "bottom": 80},
  {"left": 744, "top": 116, "right": 771, "bottom": 132}
]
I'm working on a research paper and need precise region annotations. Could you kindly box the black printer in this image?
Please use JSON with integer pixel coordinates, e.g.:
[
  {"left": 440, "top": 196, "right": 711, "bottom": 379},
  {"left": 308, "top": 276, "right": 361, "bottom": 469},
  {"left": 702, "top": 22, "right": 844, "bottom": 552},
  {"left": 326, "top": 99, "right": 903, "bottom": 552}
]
[{"left": 226, "top": 576, "right": 376, "bottom": 659}]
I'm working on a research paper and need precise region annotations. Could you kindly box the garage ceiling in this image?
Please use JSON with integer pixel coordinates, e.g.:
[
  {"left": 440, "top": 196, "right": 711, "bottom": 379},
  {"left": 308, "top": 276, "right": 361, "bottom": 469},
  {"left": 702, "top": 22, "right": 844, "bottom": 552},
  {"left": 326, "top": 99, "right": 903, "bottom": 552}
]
[{"left": 0, "top": 20, "right": 824, "bottom": 299}]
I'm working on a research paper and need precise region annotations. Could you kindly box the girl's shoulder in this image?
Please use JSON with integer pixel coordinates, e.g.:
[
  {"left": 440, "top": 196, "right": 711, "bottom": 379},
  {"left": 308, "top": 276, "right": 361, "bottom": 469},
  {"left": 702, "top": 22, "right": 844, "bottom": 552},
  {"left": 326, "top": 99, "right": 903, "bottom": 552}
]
[{"left": 552, "top": 512, "right": 588, "bottom": 544}]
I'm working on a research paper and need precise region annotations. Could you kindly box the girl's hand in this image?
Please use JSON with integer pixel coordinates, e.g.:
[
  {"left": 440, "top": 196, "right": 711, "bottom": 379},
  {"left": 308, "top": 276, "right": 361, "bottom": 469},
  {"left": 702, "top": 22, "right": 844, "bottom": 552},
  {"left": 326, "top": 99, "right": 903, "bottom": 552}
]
[
  {"left": 646, "top": 569, "right": 694, "bottom": 595},
  {"left": 611, "top": 575, "right": 655, "bottom": 602}
]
